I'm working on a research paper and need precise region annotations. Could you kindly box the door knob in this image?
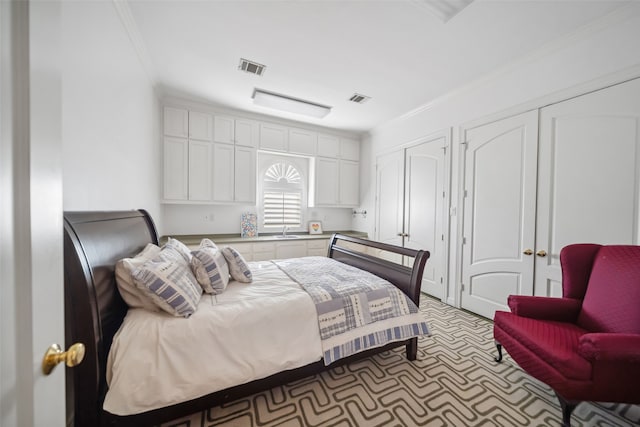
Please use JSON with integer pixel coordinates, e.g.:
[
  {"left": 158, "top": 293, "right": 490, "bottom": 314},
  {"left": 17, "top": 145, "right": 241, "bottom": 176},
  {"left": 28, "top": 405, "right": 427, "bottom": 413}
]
[
  {"left": 42, "top": 343, "right": 85, "bottom": 375},
  {"left": 397, "top": 232, "right": 409, "bottom": 237},
  {"left": 523, "top": 249, "right": 533, "bottom": 255},
  {"left": 536, "top": 250, "right": 547, "bottom": 257}
]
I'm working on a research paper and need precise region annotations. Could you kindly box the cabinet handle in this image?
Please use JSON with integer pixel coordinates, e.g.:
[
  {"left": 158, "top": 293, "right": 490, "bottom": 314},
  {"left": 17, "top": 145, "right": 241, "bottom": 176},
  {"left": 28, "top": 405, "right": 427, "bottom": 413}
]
[
  {"left": 536, "top": 250, "right": 547, "bottom": 257},
  {"left": 523, "top": 249, "right": 533, "bottom": 255},
  {"left": 397, "top": 232, "right": 408, "bottom": 237}
]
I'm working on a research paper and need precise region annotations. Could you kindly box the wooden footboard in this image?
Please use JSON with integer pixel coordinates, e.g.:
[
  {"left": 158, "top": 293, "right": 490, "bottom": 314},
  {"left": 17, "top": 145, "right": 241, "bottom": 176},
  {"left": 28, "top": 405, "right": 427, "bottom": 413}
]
[{"left": 63, "top": 210, "right": 430, "bottom": 427}]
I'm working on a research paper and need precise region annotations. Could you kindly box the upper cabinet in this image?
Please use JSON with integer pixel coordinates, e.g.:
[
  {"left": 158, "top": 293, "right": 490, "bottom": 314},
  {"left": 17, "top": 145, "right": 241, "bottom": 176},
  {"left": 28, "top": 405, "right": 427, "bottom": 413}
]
[
  {"left": 288, "top": 128, "right": 317, "bottom": 155},
  {"left": 259, "top": 122, "right": 288, "bottom": 151},
  {"left": 163, "top": 107, "right": 189, "bottom": 138},
  {"left": 163, "top": 104, "right": 360, "bottom": 207},
  {"left": 214, "top": 115, "right": 259, "bottom": 148},
  {"left": 317, "top": 134, "right": 340, "bottom": 158},
  {"left": 340, "top": 138, "right": 360, "bottom": 161}
]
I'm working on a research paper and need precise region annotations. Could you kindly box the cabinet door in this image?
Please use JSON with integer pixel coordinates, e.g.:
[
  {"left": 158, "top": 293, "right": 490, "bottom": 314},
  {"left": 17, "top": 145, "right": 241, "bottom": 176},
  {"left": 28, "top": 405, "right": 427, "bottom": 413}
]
[
  {"left": 460, "top": 110, "right": 538, "bottom": 319},
  {"left": 212, "top": 143, "right": 235, "bottom": 202},
  {"left": 214, "top": 115, "right": 235, "bottom": 144},
  {"left": 252, "top": 242, "right": 276, "bottom": 261},
  {"left": 317, "top": 134, "right": 340, "bottom": 158},
  {"left": 235, "top": 118, "right": 259, "bottom": 148},
  {"left": 163, "top": 107, "right": 188, "bottom": 138},
  {"left": 535, "top": 77, "right": 640, "bottom": 297},
  {"left": 275, "top": 241, "right": 307, "bottom": 260},
  {"left": 188, "top": 140, "right": 213, "bottom": 201},
  {"left": 289, "top": 128, "right": 317, "bottom": 155},
  {"left": 339, "top": 160, "right": 359, "bottom": 206},
  {"left": 234, "top": 146, "right": 256, "bottom": 203},
  {"left": 315, "top": 158, "right": 339, "bottom": 206},
  {"left": 307, "top": 239, "right": 329, "bottom": 256},
  {"left": 189, "top": 111, "right": 213, "bottom": 141},
  {"left": 260, "top": 122, "right": 288, "bottom": 151},
  {"left": 340, "top": 138, "right": 360, "bottom": 161},
  {"left": 163, "top": 137, "right": 188, "bottom": 200}
]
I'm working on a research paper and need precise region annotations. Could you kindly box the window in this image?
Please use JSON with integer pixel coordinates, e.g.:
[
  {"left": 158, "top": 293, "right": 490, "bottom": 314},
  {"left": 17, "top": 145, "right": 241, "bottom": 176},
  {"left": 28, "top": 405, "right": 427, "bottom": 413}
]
[{"left": 259, "top": 155, "right": 308, "bottom": 230}]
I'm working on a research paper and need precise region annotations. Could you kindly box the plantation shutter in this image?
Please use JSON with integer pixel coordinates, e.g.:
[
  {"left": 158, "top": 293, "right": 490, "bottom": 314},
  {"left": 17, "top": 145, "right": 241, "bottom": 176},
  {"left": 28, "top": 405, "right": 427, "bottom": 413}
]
[{"left": 263, "top": 191, "right": 302, "bottom": 227}]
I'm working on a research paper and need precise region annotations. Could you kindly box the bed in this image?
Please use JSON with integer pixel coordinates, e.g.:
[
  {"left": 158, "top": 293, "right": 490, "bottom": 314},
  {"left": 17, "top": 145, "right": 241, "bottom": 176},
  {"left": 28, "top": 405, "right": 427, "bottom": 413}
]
[{"left": 63, "top": 210, "right": 430, "bottom": 427}]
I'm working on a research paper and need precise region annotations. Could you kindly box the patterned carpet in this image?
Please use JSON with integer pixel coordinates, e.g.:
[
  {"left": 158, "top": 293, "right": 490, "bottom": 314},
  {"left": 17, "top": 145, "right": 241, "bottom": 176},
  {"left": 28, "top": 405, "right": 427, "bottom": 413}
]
[{"left": 160, "top": 296, "right": 639, "bottom": 427}]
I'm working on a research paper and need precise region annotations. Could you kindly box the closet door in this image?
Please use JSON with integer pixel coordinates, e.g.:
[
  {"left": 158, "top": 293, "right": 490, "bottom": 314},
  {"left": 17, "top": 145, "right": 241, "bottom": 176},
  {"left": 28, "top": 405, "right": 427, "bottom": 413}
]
[
  {"left": 375, "top": 150, "right": 404, "bottom": 250},
  {"left": 535, "top": 78, "right": 640, "bottom": 297},
  {"left": 404, "top": 138, "right": 446, "bottom": 299},
  {"left": 461, "top": 110, "right": 538, "bottom": 319}
]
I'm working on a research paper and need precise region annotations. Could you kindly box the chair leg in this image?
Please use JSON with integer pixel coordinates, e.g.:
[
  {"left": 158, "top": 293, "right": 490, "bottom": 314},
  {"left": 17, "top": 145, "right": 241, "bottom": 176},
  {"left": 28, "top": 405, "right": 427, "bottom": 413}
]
[
  {"left": 556, "top": 393, "right": 580, "bottom": 427},
  {"left": 494, "top": 341, "right": 503, "bottom": 362}
]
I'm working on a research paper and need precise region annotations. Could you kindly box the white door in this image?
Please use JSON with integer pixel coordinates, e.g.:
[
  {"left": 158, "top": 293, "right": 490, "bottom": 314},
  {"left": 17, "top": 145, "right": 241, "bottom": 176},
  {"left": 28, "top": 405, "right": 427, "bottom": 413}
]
[
  {"left": 404, "top": 139, "right": 446, "bottom": 299},
  {"left": 188, "top": 140, "right": 213, "bottom": 201},
  {"left": 535, "top": 78, "right": 640, "bottom": 296},
  {"left": 461, "top": 111, "right": 539, "bottom": 319},
  {"left": 315, "top": 157, "right": 339, "bottom": 206},
  {"left": 1, "top": 1, "right": 66, "bottom": 426},
  {"left": 375, "top": 150, "right": 404, "bottom": 249},
  {"left": 234, "top": 146, "right": 256, "bottom": 203},
  {"left": 338, "top": 160, "right": 359, "bottom": 206},
  {"left": 212, "top": 143, "right": 235, "bottom": 202}
]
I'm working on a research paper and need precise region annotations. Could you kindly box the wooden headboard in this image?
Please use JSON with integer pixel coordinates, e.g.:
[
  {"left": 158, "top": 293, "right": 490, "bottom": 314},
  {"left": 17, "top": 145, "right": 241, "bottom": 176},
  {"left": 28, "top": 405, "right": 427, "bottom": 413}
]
[{"left": 64, "top": 210, "right": 158, "bottom": 427}]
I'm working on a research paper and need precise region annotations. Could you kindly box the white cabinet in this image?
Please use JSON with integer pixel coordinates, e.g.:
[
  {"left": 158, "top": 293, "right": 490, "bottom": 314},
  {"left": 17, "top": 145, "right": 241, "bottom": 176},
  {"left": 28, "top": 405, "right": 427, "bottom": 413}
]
[
  {"left": 163, "top": 137, "right": 188, "bottom": 200},
  {"left": 188, "top": 140, "right": 213, "bottom": 201},
  {"left": 234, "top": 146, "right": 256, "bottom": 203},
  {"left": 212, "top": 143, "right": 235, "bottom": 202},
  {"left": 189, "top": 111, "right": 213, "bottom": 141},
  {"left": 315, "top": 158, "right": 339, "bottom": 205},
  {"left": 252, "top": 242, "right": 276, "bottom": 261},
  {"left": 338, "top": 160, "right": 359, "bottom": 206},
  {"left": 275, "top": 240, "right": 307, "bottom": 260},
  {"left": 306, "top": 239, "right": 329, "bottom": 256},
  {"left": 315, "top": 158, "right": 359, "bottom": 207},
  {"left": 340, "top": 138, "right": 360, "bottom": 161},
  {"left": 317, "top": 134, "right": 340, "bottom": 158},
  {"left": 163, "top": 107, "right": 188, "bottom": 138},
  {"left": 215, "top": 115, "right": 259, "bottom": 148},
  {"left": 234, "top": 118, "right": 260, "bottom": 148},
  {"left": 211, "top": 143, "right": 256, "bottom": 204},
  {"left": 260, "top": 123, "right": 288, "bottom": 151},
  {"left": 288, "top": 128, "right": 317, "bottom": 155}
]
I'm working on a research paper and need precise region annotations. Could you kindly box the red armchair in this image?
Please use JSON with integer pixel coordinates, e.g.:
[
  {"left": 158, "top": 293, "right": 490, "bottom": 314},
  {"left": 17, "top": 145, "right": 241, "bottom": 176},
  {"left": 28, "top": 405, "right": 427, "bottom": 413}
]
[{"left": 493, "top": 244, "right": 640, "bottom": 426}]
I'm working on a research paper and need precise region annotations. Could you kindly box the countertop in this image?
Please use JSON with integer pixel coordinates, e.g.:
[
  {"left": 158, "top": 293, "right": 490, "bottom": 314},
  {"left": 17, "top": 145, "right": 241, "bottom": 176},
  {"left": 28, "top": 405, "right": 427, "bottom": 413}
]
[{"left": 160, "top": 230, "right": 367, "bottom": 246}]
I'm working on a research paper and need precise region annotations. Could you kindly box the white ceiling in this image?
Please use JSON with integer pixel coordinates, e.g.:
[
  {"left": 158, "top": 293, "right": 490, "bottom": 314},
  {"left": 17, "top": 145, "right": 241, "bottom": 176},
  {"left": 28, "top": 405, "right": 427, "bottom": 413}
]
[{"left": 128, "top": 0, "right": 629, "bottom": 133}]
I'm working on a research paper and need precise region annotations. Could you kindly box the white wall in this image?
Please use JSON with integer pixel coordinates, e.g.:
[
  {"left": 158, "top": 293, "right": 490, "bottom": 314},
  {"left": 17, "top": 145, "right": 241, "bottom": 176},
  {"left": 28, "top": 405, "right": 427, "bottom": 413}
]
[
  {"left": 359, "top": 4, "right": 640, "bottom": 304},
  {"left": 61, "top": 1, "right": 161, "bottom": 227},
  {"left": 162, "top": 204, "right": 353, "bottom": 236}
]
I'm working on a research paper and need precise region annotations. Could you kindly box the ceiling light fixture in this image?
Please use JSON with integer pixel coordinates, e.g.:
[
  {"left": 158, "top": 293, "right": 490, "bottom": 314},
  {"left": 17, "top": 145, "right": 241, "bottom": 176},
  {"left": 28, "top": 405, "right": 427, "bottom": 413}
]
[{"left": 252, "top": 89, "right": 331, "bottom": 118}]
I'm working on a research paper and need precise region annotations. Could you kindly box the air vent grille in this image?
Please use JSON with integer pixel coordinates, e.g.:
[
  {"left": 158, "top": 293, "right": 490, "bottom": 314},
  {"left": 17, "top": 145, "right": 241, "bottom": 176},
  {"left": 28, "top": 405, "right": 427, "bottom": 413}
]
[
  {"left": 238, "top": 58, "right": 266, "bottom": 76},
  {"left": 349, "top": 93, "right": 371, "bottom": 104}
]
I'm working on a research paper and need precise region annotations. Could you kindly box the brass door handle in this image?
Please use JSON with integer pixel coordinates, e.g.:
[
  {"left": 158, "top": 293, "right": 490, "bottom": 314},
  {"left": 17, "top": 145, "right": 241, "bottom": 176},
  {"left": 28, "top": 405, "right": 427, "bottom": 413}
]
[
  {"left": 536, "top": 250, "right": 547, "bottom": 257},
  {"left": 42, "top": 343, "right": 85, "bottom": 375},
  {"left": 523, "top": 249, "right": 533, "bottom": 255}
]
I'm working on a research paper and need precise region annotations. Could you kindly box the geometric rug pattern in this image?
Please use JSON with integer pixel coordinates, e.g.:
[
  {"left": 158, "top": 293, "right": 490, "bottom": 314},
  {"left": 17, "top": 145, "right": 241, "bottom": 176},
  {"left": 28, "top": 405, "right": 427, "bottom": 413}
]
[{"left": 160, "top": 296, "right": 640, "bottom": 427}]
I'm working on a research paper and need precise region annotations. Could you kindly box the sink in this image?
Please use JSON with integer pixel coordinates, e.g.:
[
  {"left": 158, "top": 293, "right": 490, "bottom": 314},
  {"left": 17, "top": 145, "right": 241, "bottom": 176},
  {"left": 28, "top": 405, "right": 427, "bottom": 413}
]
[{"left": 275, "top": 235, "right": 300, "bottom": 239}]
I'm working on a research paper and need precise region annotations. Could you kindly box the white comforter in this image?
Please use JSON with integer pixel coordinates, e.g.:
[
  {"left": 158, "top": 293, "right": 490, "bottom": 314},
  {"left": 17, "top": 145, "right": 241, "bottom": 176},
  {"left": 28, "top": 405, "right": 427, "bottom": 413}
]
[{"left": 104, "top": 261, "right": 322, "bottom": 415}]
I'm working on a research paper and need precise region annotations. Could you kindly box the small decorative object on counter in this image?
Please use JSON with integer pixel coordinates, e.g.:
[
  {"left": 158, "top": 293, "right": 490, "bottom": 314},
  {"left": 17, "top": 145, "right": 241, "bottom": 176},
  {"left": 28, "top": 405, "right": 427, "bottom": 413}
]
[
  {"left": 241, "top": 213, "right": 258, "bottom": 238},
  {"left": 308, "top": 221, "right": 323, "bottom": 235}
]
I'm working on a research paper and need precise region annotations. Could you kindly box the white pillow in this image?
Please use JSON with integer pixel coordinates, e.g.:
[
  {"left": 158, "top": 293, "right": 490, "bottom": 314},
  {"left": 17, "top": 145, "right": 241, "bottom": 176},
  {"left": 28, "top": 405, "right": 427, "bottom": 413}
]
[
  {"left": 221, "top": 246, "right": 252, "bottom": 283},
  {"left": 164, "top": 237, "right": 193, "bottom": 263},
  {"left": 115, "top": 243, "right": 162, "bottom": 312},
  {"left": 131, "top": 246, "right": 202, "bottom": 318},
  {"left": 190, "top": 244, "right": 230, "bottom": 294}
]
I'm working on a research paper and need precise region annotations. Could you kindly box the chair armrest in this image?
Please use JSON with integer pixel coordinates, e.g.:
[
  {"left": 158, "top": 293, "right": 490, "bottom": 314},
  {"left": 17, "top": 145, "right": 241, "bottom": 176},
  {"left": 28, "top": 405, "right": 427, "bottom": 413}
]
[
  {"left": 579, "top": 333, "right": 640, "bottom": 363},
  {"left": 507, "top": 295, "right": 581, "bottom": 321}
]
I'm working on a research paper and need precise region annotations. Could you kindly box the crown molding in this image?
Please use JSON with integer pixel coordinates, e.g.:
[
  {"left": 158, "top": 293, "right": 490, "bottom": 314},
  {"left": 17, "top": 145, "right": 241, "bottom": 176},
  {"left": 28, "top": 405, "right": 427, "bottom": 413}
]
[
  {"left": 111, "top": 0, "right": 157, "bottom": 85},
  {"left": 379, "top": 2, "right": 640, "bottom": 131}
]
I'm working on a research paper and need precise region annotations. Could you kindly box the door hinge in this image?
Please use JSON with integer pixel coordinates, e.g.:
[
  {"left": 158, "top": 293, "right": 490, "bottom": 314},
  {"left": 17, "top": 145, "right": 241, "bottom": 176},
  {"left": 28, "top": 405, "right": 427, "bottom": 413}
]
[
  {"left": 441, "top": 234, "right": 444, "bottom": 241},
  {"left": 440, "top": 277, "right": 443, "bottom": 284},
  {"left": 461, "top": 283, "right": 465, "bottom": 292},
  {"left": 464, "top": 189, "right": 468, "bottom": 198},
  {"left": 463, "top": 237, "right": 467, "bottom": 244}
]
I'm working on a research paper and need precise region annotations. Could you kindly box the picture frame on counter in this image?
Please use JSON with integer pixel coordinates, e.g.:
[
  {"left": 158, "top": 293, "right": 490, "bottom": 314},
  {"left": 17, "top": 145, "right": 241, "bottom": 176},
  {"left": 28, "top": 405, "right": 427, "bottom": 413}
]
[{"left": 308, "top": 221, "right": 323, "bottom": 235}]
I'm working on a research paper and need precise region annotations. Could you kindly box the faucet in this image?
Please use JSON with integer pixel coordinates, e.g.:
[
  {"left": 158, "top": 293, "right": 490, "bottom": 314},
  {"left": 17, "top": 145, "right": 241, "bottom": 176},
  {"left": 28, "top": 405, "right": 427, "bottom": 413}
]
[{"left": 282, "top": 225, "right": 288, "bottom": 237}]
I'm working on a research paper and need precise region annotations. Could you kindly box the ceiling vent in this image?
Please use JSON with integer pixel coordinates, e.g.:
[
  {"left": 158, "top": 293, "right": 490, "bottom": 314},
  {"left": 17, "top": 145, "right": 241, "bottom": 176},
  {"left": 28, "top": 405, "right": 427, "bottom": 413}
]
[
  {"left": 349, "top": 93, "right": 371, "bottom": 104},
  {"left": 238, "top": 58, "right": 266, "bottom": 76}
]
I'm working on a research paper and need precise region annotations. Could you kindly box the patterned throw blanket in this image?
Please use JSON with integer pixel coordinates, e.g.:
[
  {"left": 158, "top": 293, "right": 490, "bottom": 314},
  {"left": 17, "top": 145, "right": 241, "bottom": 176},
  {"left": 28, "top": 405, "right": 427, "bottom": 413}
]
[{"left": 273, "top": 257, "right": 430, "bottom": 365}]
